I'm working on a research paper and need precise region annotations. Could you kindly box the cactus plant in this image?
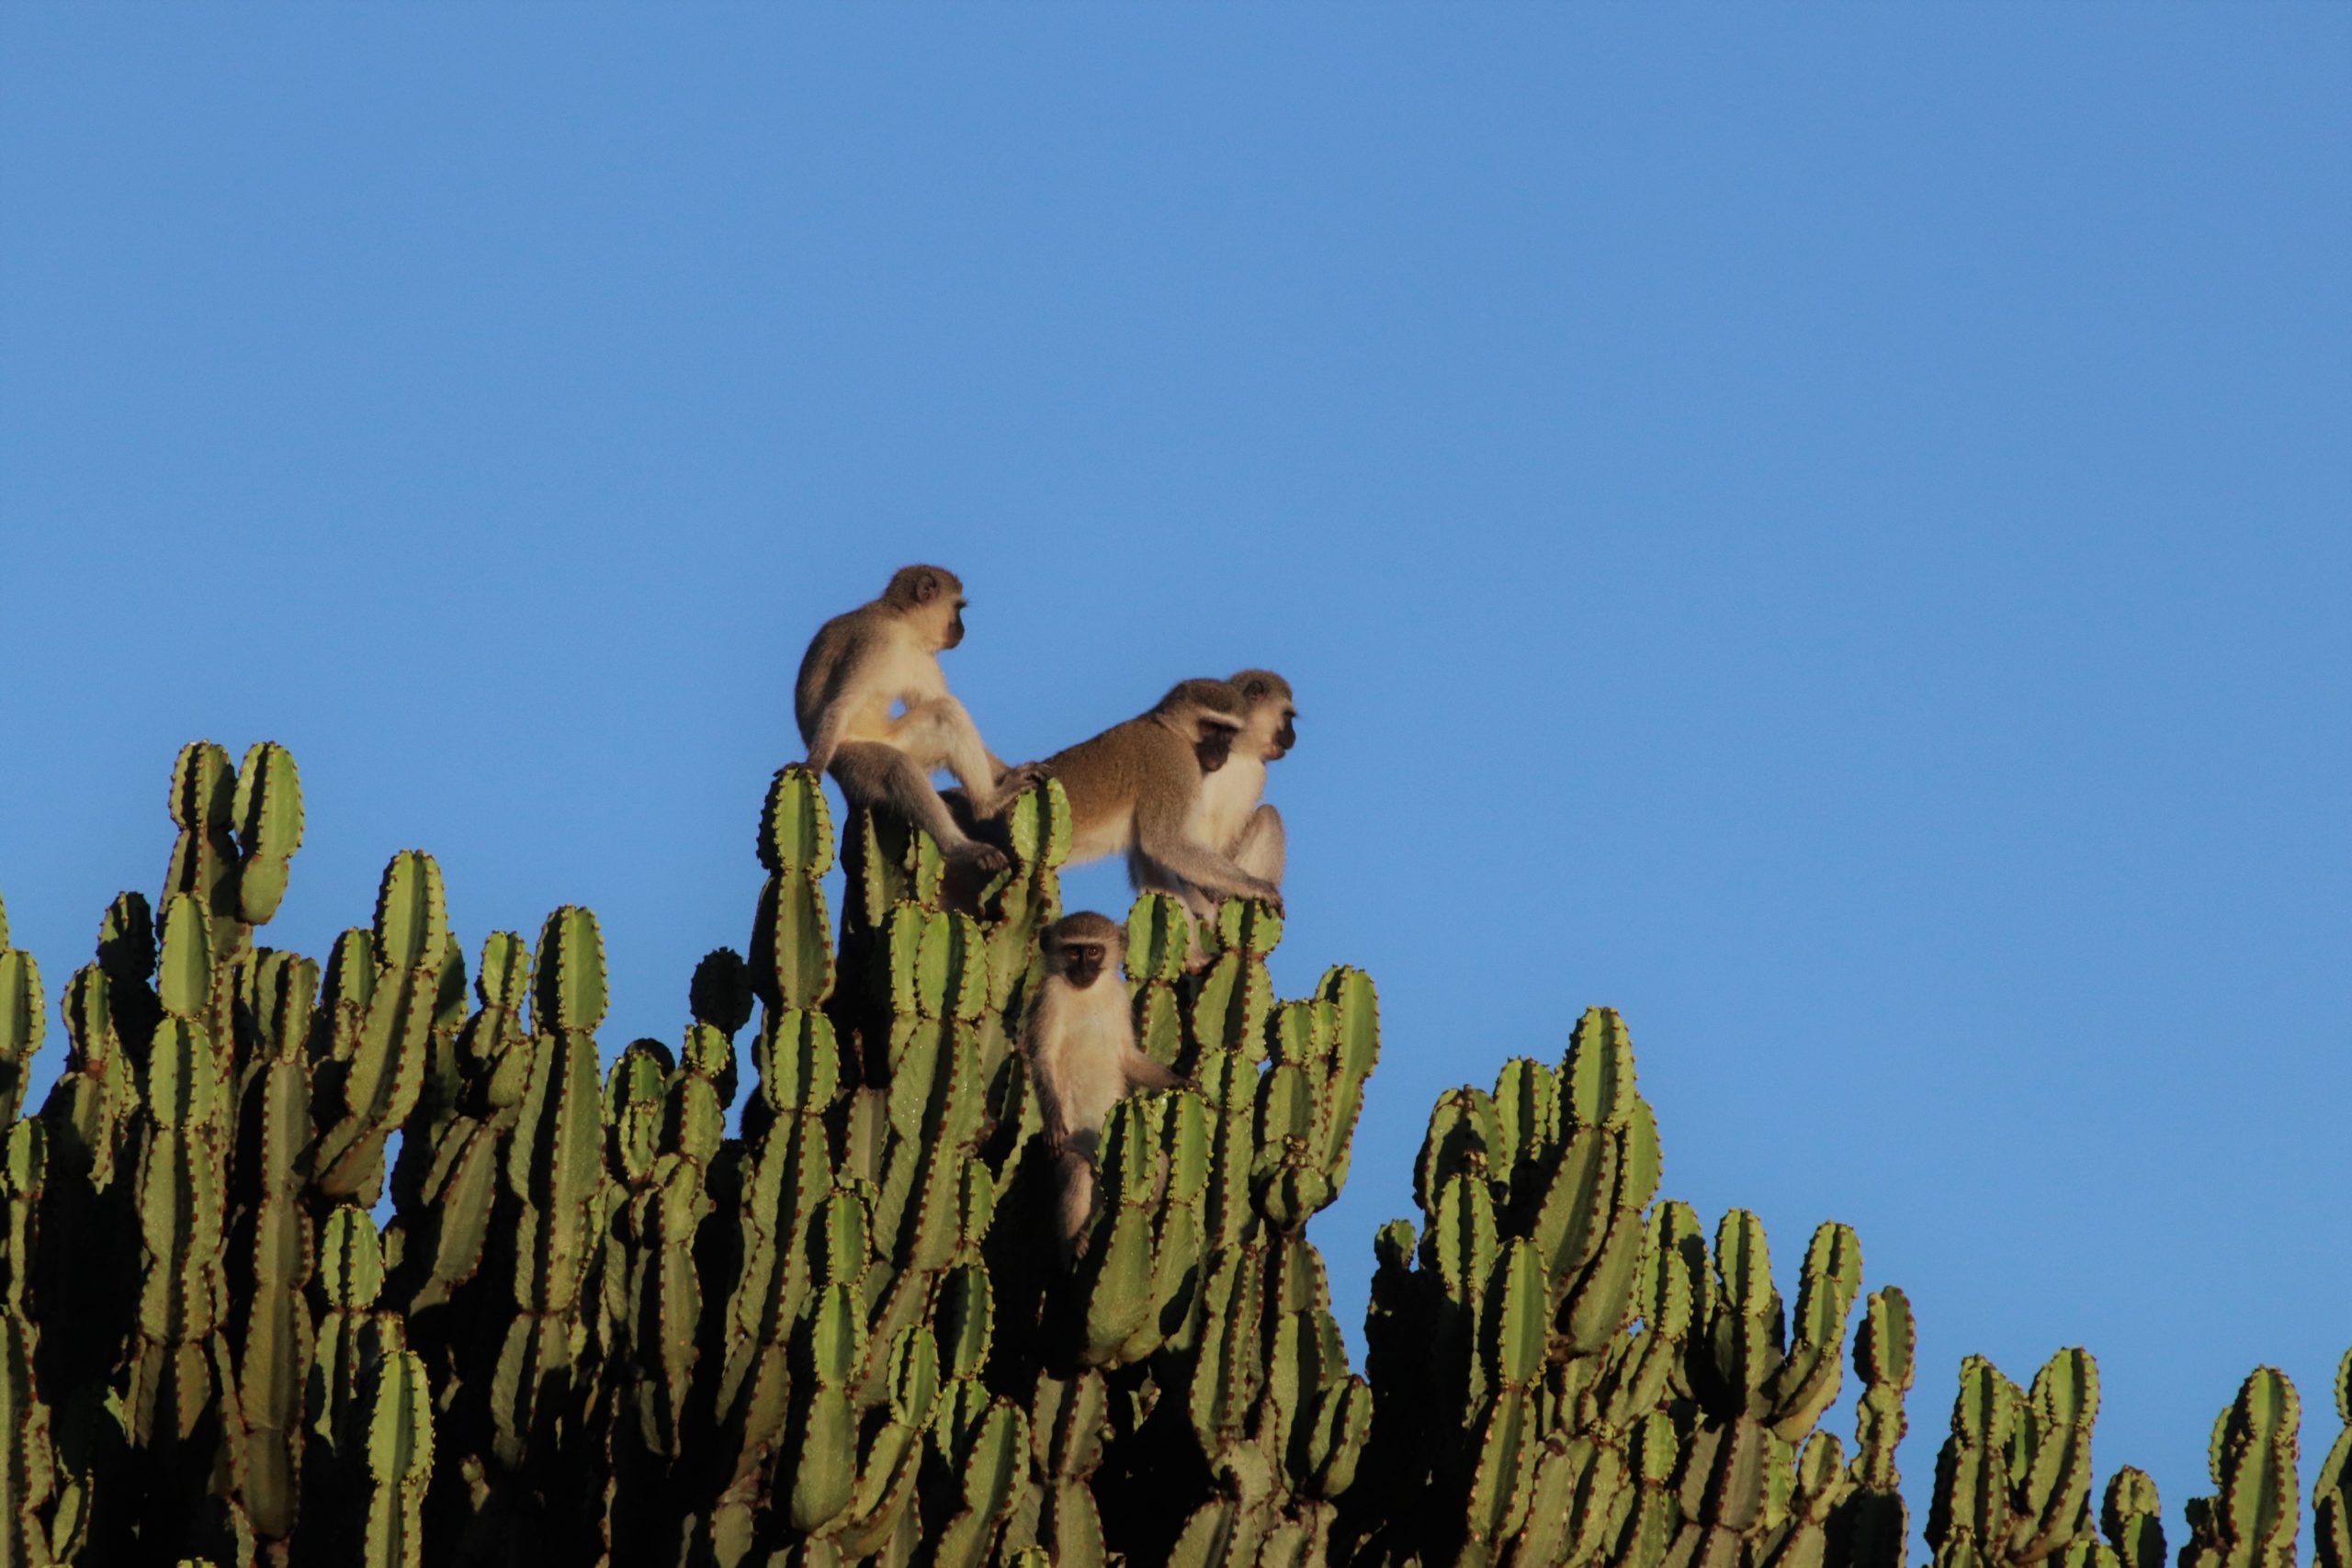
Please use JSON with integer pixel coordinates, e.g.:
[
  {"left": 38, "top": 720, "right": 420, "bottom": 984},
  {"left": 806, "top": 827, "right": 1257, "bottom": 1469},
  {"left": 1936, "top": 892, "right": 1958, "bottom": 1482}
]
[
  {"left": 2180, "top": 1368, "right": 2300, "bottom": 1568},
  {"left": 2, "top": 743, "right": 2346, "bottom": 1568},
  {"left": 2315, "top": 1351, "right": 2350, "bottom": 1568}
]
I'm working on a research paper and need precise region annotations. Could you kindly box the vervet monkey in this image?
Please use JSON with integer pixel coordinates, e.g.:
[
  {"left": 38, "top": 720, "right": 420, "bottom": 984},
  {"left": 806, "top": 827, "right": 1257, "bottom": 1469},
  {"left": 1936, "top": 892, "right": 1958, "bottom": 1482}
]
[
  {"left": 795, "top": 565, "right": 1030, "bottom": 874},
  {"left": 1136, "top": 669, "right": 1295, "bottom": 920},
  {"left": 1024, "top": 912, "right": 1187, "bottom": 1265},
  {"left": 1045, "top": 679, "right": 1284, "bottom": 916}
]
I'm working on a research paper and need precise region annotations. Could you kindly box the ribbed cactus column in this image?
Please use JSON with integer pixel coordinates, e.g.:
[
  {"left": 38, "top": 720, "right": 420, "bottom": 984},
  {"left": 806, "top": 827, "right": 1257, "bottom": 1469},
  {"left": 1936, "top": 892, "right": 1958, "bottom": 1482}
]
[
  {"left": 1070, "top": 1089, "right": 1206, "bottom": 1369},
  {"left": 309, "top": 1208, "right": 405, "bottom": 1458},
  {"left": 0, "top": 1103, "right": 87, "bottom": 1567},
  {"left": 2314, "top": 1352, "right": 2350, "bottom": 1568},
  {"left": 0, "top": 894, "right": 41, "bottom": 1126},
  {"left": 700, "top": 769, "right": 843, "bottom": 1559},
  {"left": 0, "top": 917, "right": 58, "bottom": 1567},
  {"left": 2179, "top": 1367, "right": 2301, "bottom": 1568},
  {"left": 1125, "top": 893, "right": 1192, "bottom": 1073},
  {"left": 980, "top": 780, "right": 1070, "bottom": 1045},
  {"left": 1188, "top": 900, "right": 1282, "bottom": 1061},
  {"left": 386, "top": 932, "right": 531, "bottom": 1318},
  {"left": 1925, "top": 1349, "right": 2105, "bottom": 1568},
  {"left": 605, "top": 1019, "right": 726, "bottom": 1461},
  {"left": 1826, "top": 1286, "right": 1915, "bottom": 1568},
  {"left": 163, "top": 744, "right": 241, "bottom": 964},
  {"left": 2104, "top": 1466, "right": 2166, "bottom": 1568},
  {"left": 163, "top": 740, "right": 306, "bottom": 968},
  {"left": 123, "top": 890, "right": 246, "bottom": 1541},
  {"left": 227, "top": 950, "right": 322, "bottom": 1541},
  {"left": 28, "top": 897, "right": 148, "bottom": 1517},
  {"left": 296, "top": 1208, "right": 408, "bottom": 1562},
  {"left": 228, "top": 743, "right": 303, "bottom": 931},
  {"left": 35, "top": 900, "right": 142, "bottom": 1193},
  {"left": 488, "top": 906, "right": 610, "bottom": 1472},
  {"left": 359, "top": 1349, "right": 434, "bottom": 1568},
  {"left": 311, "top": 853, "right": 449, "bottom": 1204}
]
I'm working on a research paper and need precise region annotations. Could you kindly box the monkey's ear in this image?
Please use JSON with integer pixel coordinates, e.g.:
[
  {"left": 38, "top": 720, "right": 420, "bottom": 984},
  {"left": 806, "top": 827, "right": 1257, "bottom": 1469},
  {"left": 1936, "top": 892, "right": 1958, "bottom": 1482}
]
[
  {"left": 1243, "top": 678, "right": 1268, "bottom": 701},
  {"left": 913, "top": 570, "right": 940, "bottom": 604}
]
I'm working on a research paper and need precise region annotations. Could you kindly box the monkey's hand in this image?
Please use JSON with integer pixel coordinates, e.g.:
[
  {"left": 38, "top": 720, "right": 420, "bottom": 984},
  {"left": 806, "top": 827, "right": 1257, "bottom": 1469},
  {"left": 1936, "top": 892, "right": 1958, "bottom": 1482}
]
[{"left": 995, "top": 760, "right": 1056, "bottom": 796}]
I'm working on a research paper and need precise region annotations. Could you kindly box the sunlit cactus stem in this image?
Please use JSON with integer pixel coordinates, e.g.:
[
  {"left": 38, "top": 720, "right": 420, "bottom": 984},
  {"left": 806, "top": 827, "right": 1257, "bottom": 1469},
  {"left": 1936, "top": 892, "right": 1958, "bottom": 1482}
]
[
  {"left": 2313, "top": 1351, "right": 2351, "bottom": 1568},
  {"left": 2180, "top": 1367, "right": 2301, "bottom": 1568}
]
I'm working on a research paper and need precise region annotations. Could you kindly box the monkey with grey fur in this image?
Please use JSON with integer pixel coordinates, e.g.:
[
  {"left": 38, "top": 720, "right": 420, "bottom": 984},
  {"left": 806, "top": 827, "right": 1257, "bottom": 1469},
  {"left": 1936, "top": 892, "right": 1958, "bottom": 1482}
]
[
  {"left": 794, "top": 565, "right": 1038, "bottom": 874},
  {"left": 1023, "top": 912, "right": 1188, "bottom": 1266},
  {"left": 1043, "top": 678, "right": 1284, "bottom": 917},
  {"left": 1132, "top": 669, "right": 1294, "bottom": 922}
]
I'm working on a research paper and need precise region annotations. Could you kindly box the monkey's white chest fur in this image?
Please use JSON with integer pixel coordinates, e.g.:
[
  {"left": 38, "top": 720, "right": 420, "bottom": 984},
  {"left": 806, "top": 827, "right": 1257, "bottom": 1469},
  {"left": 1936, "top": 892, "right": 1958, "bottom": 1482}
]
[
  {"left": 1029, "top": 985, "right": 1138, "bottom": 1160},
  {"left": 842, "top": 640, "right": 949, "bottom": 742},
  {"left": 1189, "top": 754, "right": 1267, "bottom": 851}
]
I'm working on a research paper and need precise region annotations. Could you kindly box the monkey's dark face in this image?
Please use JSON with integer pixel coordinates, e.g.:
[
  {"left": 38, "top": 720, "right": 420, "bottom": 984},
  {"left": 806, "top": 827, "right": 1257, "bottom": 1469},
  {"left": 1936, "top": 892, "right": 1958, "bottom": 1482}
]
[
  {"left": 1194, "top": 720, "right": 1238, "bottom": 775},
  {"left": 1056, "top": 941, "right": 1109, "bottom": 989},
  {"left": 1268, "top": 708, "right": 1296, "bottom": 760},
  {"left": 943, "top": 598, "right": 967, "bottom": 649}
]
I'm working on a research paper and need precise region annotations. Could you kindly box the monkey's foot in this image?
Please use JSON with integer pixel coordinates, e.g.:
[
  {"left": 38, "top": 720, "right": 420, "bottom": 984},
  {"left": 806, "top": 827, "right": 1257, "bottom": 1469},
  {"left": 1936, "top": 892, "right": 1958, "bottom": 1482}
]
[{"left": 952, "top": 841, "right": 1010, "bottom": 875}]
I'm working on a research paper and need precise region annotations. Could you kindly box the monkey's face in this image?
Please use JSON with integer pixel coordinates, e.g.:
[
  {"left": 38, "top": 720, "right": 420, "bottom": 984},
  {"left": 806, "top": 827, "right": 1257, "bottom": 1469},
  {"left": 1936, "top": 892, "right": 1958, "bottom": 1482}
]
[
  {"left": 1055, "top": 940, "right": 1111, "bottom": 989},
  {"left": 888, "top": 565, "right": 968, "bottom": 650},
  {"left": 1265, "top": 707, "right": 1296, "bottom": 761},
  {"left": 1232, "top": 673, "right": 1296, "bottom": 761}
]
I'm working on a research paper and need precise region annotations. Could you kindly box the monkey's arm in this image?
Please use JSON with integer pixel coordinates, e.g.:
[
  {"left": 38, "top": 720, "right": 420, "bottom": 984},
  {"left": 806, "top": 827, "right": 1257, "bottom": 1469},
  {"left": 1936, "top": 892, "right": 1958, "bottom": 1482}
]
[
  {"left": 1231, "top": 804, "right": 1286, "bottom": 885},
  {"left": 1123, "top": 1052, "right": 1189, "bottom": 1095},
  {"left": 804, "top": 704, "right": 852, "bottom": 779},
  {"left": 1132, "top": 793, "right": 1285, "bottom": 916},
  {"left": 799, "top": 639, "right": 854, "bottom": 776},
  {"left": 1024, "top": 1031, "right": 1078, "bottom": 1155}
]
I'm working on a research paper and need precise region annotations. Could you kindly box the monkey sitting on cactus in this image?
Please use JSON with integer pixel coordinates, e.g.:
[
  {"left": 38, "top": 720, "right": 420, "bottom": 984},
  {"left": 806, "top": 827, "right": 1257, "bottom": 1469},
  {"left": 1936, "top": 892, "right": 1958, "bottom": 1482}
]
[{"left": 1022, "top": 911, "right": 1191, "bottom": 1265}]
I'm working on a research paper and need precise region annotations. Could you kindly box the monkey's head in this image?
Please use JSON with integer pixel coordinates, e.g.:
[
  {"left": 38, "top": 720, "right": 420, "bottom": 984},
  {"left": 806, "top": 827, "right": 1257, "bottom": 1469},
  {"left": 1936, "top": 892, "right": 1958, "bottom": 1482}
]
[
  {"left": 883, "top": 564, "right": 969, "bottom": 650},
  {"left": 1042, "top": 911, "right": 1125, "bottom": 991},
  {"left": 1227, "top": 670, "right": 1297, "bottom": 761},
  {"left": 1154, "top": 679, "right": 1248, "bottom": 776}
]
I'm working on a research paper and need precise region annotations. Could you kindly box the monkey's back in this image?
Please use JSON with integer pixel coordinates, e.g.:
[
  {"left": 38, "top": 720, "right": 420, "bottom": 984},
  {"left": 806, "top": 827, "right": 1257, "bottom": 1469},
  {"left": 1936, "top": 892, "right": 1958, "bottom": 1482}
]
[
  {"left": 795, "top": 608, "right": 947, "bottom": 747},
  {"left": 792, "top": 611, "right": 862, "bottom": 743},
  {"left": 1046, "top": 713, "right": 1192, "bottom": 863}
]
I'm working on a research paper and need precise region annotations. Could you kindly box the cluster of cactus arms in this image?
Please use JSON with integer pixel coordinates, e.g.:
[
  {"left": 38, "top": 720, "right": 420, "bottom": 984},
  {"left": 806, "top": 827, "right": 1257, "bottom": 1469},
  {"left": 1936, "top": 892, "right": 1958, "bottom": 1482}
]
[{"left": 0, "top": 741, "right": 2345, "bottom": 1568}]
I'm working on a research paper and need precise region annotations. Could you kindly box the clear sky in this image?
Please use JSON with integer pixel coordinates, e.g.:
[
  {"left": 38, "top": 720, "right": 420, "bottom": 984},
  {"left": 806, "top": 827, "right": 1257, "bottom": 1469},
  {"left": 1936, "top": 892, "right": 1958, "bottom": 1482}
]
[{"left": 4, "top": 5, "right": 2346, "bottom": 1543}]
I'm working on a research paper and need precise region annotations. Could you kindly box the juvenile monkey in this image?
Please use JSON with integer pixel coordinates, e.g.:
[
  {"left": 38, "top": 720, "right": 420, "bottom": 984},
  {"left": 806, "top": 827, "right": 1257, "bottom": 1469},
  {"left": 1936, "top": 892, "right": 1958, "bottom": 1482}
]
[
  {"left": 1136, "top": 669, "right": 1295, "bottom": 921},
  {"left": 1023, "top": 912, "right": 1187, "bottom": 1265},
  {"left": 795, "top": 565, "right": 1028, "bottom": 874},
  {"left": 1045, "top": 679, "right": 1284, "bottom": 916}
]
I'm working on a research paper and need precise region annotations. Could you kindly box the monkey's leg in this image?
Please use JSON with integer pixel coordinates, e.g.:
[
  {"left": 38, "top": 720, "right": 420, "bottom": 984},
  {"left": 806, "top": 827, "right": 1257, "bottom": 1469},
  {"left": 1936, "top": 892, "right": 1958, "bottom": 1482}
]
[
  {"left": 1230, "top": 805, "right": 1287, "bottom": 885},
  {"left": 1055, "top": 1150, "right": 1099, "bottom": 1269},
  {"left": 1132, "top": 816, "right": 1284, "bottom": 918},
  {"left": 829, "top": 741, "right": 1009, "bottom": 874},
  {"left": 893, "top": 696, "right": 1011, "bottom": 814}
]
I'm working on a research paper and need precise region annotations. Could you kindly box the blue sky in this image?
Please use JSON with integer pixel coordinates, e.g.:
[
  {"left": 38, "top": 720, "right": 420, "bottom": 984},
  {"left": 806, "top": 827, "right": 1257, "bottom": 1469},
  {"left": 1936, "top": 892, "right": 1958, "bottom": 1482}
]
[{"left": 4, "top": 5, "right": 2346, "bottom": 1540}]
